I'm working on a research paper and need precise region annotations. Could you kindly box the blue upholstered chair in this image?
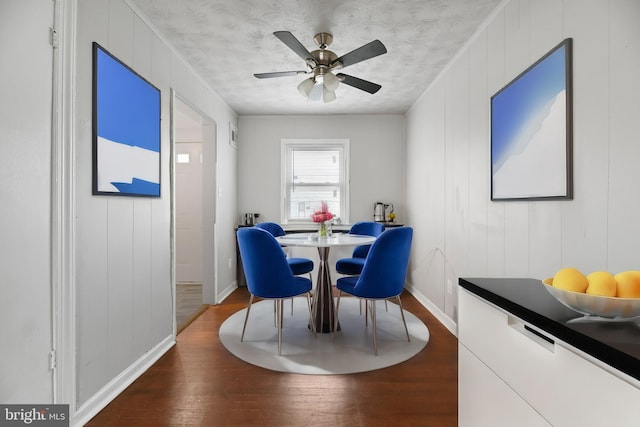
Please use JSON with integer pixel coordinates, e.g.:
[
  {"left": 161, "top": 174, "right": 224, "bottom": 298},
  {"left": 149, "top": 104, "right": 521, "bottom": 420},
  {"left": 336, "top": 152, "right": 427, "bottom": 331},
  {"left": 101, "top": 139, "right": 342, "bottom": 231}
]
[
  {"left": 255, "top": 222, "right": 314, "bottom": 279},
  {"left": 254, "top": 222, "right": 314, "bottom": 318},
  {"left": 335, "top": 221, "right": 385, "bottom": 276},
  {"left": 236, "top": 227, "right": 314, "bottom": 355},
  {"left": 334, "top": 227, "right": 413, "bottom": 355}
]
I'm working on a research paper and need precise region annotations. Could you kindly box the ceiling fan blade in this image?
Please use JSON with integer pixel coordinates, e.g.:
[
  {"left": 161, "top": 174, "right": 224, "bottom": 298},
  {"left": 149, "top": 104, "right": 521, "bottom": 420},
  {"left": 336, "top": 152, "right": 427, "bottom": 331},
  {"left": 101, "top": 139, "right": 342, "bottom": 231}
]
[
  {"left": 333, "top": 40, "right": 387, "bottom": 69},
  {"left": 336, "top": 74, "right": 382, "bottom": 94},
  {"left": 273, "top": 31, "right": 315, "bottom": 64},
  {"left": 254, "top": 71, "right": 308, "bottom": 79}
]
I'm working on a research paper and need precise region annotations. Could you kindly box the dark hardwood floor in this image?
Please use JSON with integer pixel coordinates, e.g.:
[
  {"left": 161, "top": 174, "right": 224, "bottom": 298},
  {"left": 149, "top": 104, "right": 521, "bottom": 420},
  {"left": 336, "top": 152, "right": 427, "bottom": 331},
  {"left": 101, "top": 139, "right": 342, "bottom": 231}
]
[{"left": 86, "top": 287, "right": 458, "bottom": 426}]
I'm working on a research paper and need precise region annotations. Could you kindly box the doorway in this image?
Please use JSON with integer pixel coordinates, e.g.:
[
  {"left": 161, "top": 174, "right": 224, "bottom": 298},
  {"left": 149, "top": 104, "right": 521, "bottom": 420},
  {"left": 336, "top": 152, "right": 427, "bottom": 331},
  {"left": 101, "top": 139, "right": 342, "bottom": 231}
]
[{"left": 173, "top": 95, "right": 216, "bottom": 332}]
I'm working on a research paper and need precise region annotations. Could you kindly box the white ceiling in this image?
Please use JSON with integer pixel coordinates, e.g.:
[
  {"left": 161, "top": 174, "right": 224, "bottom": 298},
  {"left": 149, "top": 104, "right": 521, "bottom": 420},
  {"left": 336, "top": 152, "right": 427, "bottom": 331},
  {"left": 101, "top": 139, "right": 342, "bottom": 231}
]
[{"left": 131, "top": 0, "right": 501, "bottom": 115}]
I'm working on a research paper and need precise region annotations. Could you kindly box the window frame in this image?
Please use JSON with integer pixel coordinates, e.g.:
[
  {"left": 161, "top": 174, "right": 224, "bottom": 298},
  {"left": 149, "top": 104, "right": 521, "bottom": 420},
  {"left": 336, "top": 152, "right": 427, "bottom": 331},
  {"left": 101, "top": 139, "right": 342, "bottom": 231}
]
[{"left": 280, "top": 138, "right": 350, "bottom": 225}]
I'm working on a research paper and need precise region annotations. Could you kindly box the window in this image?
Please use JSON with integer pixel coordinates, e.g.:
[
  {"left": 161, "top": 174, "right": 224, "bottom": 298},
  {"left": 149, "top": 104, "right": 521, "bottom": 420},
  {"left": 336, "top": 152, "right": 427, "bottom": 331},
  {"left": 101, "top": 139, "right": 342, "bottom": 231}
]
[{"left": 281, "top": 139, "right": 349, "bottom": 224}]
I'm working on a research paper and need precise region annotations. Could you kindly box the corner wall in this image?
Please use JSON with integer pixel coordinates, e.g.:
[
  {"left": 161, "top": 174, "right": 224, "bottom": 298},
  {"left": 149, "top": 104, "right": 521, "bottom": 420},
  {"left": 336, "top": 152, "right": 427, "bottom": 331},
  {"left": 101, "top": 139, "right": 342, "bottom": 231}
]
[{"left": 405, "top": 0, "right": 640, "bottom": 325}]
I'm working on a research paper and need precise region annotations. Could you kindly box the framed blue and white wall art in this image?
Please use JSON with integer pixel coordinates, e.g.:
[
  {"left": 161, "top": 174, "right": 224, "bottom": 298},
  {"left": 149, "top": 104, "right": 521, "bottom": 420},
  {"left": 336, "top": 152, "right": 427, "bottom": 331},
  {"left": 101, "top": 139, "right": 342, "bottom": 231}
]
[
  {"left": 92, "top": 42, "right": 161, "bottom": 197},
  {"left": 491, "top": 38, "right": 573, "bottom": 201}
]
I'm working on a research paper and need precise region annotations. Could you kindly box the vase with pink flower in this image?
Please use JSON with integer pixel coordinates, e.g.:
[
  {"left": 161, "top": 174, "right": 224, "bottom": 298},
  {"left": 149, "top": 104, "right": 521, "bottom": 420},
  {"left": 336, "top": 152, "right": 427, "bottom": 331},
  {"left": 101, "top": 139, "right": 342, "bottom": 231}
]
[{"left": 311, "top": 201, "right": 334, "bottom": 238}]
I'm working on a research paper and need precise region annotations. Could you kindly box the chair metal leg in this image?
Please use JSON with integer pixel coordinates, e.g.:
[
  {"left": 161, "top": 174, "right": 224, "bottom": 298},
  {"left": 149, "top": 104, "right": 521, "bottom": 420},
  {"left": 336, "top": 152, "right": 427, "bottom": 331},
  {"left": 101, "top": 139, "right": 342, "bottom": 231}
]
[
  {"left": 241, "top": 294, "right": 255, "bottom": 342},
  {"left": 370, "top": 300, "right": 378, "bottom": 355},
  {"left": 365, "top": 299, "right": 369, "bottom": 327},
  {"left": 290, "top": 273, "right": 313, "bottom": 317},
  {"left": 396, "top": 295, "right": 411, "bottom": 342},
  {"left": 273, "top": 300, "right": 277, "bottom": 327},
  {"left": 358, "top": 294, "right": 386, "bottom": 314},
  {"left": 275, "top": 298, "right": 296, "bottom": 324},
  {"left": 277, "top": 299, "right": 284, "bottom": 355},
  {"left": 366, "top": 300, "right": 387, "bottom": 324}
]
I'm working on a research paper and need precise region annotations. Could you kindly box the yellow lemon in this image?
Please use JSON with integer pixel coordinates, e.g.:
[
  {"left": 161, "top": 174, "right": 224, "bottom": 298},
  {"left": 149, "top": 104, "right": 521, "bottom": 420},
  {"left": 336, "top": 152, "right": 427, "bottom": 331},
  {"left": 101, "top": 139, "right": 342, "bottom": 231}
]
[
  {"left": 586, "top": 271, "right": 617, "bottom": 297},
  {"left": 553, "top": 268, "right": 588, "bottom": 293},
  {"left": 614, "top": 271, "right": 640, "bottom": 298}
]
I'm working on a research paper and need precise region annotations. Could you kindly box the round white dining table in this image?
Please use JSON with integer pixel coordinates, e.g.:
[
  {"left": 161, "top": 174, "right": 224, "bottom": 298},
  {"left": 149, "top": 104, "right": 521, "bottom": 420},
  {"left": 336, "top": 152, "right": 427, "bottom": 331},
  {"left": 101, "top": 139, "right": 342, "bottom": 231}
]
[{"left": 276, "top": 232, "right": 376, "bottom": 333}]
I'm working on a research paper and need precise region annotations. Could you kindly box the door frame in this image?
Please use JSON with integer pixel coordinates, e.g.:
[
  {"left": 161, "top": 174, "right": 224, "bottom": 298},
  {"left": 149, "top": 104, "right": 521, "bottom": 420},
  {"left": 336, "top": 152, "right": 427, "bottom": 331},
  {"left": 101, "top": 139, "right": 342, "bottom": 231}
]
[
  {"left": 170, "top": 91, "right": 218, "bottom": 333},
  {"left": 52, "top": 0, "right": 78, "bottom": 410}
]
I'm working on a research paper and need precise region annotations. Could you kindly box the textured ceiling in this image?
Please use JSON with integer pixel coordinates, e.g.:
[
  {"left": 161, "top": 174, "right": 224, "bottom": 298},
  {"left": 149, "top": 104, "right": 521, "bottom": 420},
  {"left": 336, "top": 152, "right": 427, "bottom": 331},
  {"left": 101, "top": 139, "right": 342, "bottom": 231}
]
[{"left": 131, "top": 0, "right": 501, "bottom": 115}]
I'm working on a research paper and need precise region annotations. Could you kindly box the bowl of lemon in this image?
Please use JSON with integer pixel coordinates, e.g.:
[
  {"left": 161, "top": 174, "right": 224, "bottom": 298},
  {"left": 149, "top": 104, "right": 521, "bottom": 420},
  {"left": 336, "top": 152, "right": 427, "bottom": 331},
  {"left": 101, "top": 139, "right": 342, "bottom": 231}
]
[{"left": 542, "top": 268, "right": 640, "bottom": 319}]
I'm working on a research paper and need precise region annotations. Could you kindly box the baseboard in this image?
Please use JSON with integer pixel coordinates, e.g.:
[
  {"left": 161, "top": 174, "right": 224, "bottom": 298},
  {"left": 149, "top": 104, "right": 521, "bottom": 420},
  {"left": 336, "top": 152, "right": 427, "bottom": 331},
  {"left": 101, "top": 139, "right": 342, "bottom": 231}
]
[
  {"left": 216, "top": 281, "right": 237, "bottom": 304},
  {"left": 71, "top": 334, "right": 175, "bottom": 427},
  {"left": 406, "top": 284, "right": 458, "bottom": 337}
]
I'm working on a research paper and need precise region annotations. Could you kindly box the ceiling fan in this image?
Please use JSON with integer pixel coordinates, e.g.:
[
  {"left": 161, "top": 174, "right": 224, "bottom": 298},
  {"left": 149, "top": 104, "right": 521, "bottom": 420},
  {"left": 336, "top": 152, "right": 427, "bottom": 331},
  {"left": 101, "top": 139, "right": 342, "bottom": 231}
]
[{"left": 254, "top": 31, "right": 387, "bottom": 103}]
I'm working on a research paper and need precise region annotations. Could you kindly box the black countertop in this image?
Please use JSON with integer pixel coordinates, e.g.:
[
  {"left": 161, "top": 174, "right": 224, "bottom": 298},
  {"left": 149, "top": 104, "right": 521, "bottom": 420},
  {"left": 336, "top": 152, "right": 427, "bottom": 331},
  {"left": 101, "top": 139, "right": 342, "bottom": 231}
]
[{"left": 459, "top": 277, "right": 640, "bottom": 384}]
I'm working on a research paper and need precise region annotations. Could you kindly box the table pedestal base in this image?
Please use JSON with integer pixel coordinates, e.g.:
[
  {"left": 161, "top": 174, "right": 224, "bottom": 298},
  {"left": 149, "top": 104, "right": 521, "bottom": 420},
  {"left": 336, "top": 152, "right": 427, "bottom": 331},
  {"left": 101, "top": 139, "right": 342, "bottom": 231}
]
[{"left": 311, "top": 247, "right": 340, "bottom": 333}]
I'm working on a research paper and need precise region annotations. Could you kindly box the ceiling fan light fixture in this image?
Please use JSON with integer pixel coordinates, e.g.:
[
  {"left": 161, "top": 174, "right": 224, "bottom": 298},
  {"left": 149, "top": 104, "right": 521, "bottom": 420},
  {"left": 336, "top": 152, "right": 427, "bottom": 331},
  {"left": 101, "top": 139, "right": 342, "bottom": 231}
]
[
  {"left": 308, "top": 82, "right": 323, "bottom": 101},
  {"left": 297, "top": 77, "right": 315, "bottom": 98},
  {"left": 323, "top": 87, "right": 337, "bottom": 103},
  {"left": 323, "top": 71, "right": 340, "bottom": 92}
]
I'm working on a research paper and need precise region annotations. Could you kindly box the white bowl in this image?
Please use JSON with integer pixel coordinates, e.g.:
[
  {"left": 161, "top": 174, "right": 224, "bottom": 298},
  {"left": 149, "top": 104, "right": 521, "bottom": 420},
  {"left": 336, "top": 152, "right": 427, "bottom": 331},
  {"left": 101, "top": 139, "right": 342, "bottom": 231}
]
[{"left": 542, "top": 279, "right": 640, "bottom": 319}]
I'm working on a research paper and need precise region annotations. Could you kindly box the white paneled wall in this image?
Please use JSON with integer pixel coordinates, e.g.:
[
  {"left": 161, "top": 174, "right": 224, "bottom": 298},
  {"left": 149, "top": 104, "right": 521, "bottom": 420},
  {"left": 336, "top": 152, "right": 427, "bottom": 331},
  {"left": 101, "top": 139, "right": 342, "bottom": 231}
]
[
  {"left": 75, "top": 0, "right": 168, "bottom": 406},
  {"left": 607, "top": 0, "right": 640, "bottom": 272},
  {"left": 74, "top": 0, "right": 238, "bottom": 417},
  {"left": 405, "top": 0, "right": 640, "bottom": 326}
]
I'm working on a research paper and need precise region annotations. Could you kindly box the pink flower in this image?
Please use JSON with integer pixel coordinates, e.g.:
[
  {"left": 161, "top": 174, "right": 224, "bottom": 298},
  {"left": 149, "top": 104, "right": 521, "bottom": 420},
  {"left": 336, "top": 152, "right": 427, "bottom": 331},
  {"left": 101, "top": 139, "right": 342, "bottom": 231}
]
[
  {"left": 312, "top": 201, "right": 334, "bottom": 222},
  {"left": 312, "top": 212, "right": 334, "bottom": 223}
]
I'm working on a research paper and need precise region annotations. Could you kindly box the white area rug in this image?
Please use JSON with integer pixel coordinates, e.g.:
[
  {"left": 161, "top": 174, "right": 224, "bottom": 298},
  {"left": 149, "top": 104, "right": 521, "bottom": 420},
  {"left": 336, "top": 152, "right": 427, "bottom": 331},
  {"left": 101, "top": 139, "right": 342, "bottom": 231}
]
[{"left": 219, "top": 297, "right": 430, "bottom": 374}]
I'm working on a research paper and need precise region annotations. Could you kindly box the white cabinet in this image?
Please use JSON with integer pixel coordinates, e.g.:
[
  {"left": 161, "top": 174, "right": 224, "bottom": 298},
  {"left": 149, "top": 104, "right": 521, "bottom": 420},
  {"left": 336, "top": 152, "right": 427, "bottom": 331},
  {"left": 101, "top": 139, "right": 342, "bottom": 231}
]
[
  {"left": 459, "top": 345, "right": 551, "bottom": 426},
  {"left": 458, "top": 288, "right": 640, "bottom": 427}
]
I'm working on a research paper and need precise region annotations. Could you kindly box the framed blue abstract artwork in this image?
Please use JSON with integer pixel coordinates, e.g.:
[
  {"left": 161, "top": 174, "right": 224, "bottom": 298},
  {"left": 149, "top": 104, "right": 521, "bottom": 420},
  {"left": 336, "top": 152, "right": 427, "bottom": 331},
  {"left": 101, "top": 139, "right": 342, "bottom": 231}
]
[
  {"left": 491, "top": 38, "right": 573, "bottom": 201},
  {"left": 92, "top": 42, "right": 161, "bottom": 197}
]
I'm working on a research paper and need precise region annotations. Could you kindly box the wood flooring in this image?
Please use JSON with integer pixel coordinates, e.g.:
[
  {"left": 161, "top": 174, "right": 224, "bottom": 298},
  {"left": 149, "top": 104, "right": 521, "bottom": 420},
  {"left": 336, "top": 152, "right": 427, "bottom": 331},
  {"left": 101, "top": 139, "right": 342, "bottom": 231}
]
[
  {"left": 176, "top": 283, "right": 207, "bottom": 334},
  {"left": 86, "top": 287, "right": 458, "bottom": 427}
]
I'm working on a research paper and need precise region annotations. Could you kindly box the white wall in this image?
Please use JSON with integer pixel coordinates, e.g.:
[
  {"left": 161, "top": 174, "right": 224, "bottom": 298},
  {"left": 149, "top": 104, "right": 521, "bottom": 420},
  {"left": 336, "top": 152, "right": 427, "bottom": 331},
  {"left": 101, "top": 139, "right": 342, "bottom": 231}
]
[
  {"left": 175, "top": 100, "right": 204, "bottom": 285},
  {"left": 73, "top": 0, "right": 238, "bottom": 418},
  {"left": 175, "top": 142, "right": 204, "bottom": 283},
  {"left": 238, "top": 115, "right": 405, "bottom": 225},
  {"left": 0, "top": 0, "right": 54, "bottom": 402},
  {"left": 237, "top": 114, "right": 405, "bottom": 279},
  {"left": 405, "top": 0, "right": 640, "bottom": 325}
]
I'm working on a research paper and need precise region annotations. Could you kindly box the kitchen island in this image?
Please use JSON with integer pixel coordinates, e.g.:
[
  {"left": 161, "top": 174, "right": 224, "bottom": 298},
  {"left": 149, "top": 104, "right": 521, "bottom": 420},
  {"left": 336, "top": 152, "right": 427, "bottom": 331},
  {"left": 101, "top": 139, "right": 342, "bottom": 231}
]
[{"left": 458, "top": 277, "right": 640, "bottom": 426}]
